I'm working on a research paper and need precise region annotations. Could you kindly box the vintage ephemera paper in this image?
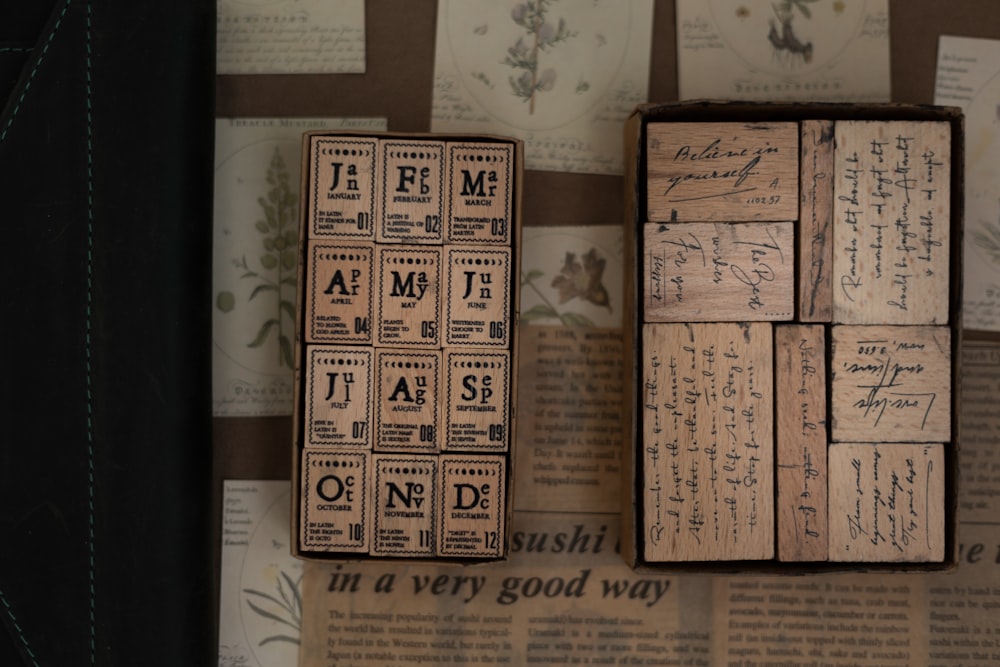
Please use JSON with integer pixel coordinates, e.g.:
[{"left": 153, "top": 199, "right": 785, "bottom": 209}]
[
  {"left": 218, "top": 481, "right": 302, "bottom": 667},
  {"left": 431, "top": 0, "right": 653, "bottom": 175},
  {"left": 934, "top": 35, "right": 1000, "bottom": 331},
  {"left": 217, "top": 0, "right": 365, "bottom": 75},
  {"left": 676, "top": 0, "right": 891, "bottom": 102},
  {"left": 213, "top": 117, "right": 386, "bottom": 417}
]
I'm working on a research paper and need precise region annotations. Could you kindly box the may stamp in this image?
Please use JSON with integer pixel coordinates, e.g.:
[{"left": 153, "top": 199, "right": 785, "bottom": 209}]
[
  {"left": 305, "top": 345, "right": 374, "bottom": 449},
  {"left": 300, "top": 450, "right": 368, "bottom": 552},
  {"left": 379, "top": 139, "right": 445, "bottom": 244},
  {"left": 443, "top": 246, "right": 512, "bottom": 347},
  {"left": 443, "top": 350, "right": 510, "bottom": 452},
  {"left": 445, "top": 141, "right": 514, "bottom": 244},
  {"left": 371, "top": 454, "right": 438, "bottom": 557},
  {"left": 374, "top": 349, "right": 442, "bottom": 452},
  {"left": 307, "top": 136, "right": 378, "bottom": 240},
  {"left": 375, "top": 246, "right": 442, "bottom": 348},
  {"left": 438, "top": 455, "right": 506, "bottom": 558},
  {"left": 305, "top": 241, "right": 374, "bottom": 344}
]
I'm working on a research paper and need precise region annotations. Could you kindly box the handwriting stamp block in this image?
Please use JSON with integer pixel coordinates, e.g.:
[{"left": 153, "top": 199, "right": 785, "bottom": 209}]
[
  {"left": 775, "top": 325, "right": 828, "bottom": 561},
  {"left": 830, "top": 325, "right": 951, "bottom": 443},
  {"left": 304, "top": 345, "right": 374, "bottom": 449},
  {"left": 445, "top": 142, "right": 513, "bottom": 244},
  {"left": 799, "top": 120, "right": 835, "bottom": 322},
  {"left": 832, "top": 121, "right": 950, "bottom": 324},
  {"left": 371, "top": 454, "right": 438, "bottom": 557},
  {"left": 375, "top": 246, "right": 442, "bottom": 348},
  {"left": 641, "top": 322, "right": 774, "bottom": 561},
  {"left": 443, "top": 350, "right": 510, "bottom": 452},
  {"left": 305, "top": 241, "right": 374, "bottom": 344},
  {"left": 374, "top": 349, "right": 441, "bottom": 452},
  {"left": 307, "top": 136, "right": 378, "bottom": 240},
  {"left": 646, "top": 122, "right": 799, "bottom": 222},
  {"left": 438, "top": 455, "right": 506, "bottom": 557},
  {"left": 643, "top": 222, "right": 794, "bottom": 321},
  {"left": 444, "top": 246, "right": 512, "bottom": 347},
  {"left": 300, "top": 450, "right": 368, "bottom": 552},
  {"left": 828, "top": 443, "right": 945, "bottom": 562},
  {"left": 378, "top": 140, "right": 445, "bottom": 244}
]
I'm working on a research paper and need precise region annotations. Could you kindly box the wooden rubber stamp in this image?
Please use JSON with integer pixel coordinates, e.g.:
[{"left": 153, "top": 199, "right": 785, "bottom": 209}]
[
  {"left": 641, "top": 322, "right": 774, "bottom": 561},
  {"left": 443, "top": 349, "right": 510, "bottom": 452},
  {"left": 305, "top": 241, "right": 374, "bottom": 344},
  {"left": 307, "top": 136, "right": 378, "bottom": 240},
  {"left": 300, "top": 450, "right": 368, "bottom": 552},
  {"left": 304, "top": 345, "right": 374, "bottom": 449},
  {"left": 798, "top": 120, "right": 835, "bottom": 322},
  {"left": 443, "top": 246, "right": 512, "bottom": 347},
  {"left": 438, "top": 455, "right": 506, "bottom": 558},
  {"left": 830, "top": 325, "right": 951, "bottom": 443},
  {"left": 375, "top": 245, "right": 442, "bottom": 348},
  {"left": 374, "top": 349, "right": 441, "bottom": 452},
  {"left": 832, "top": 120, "right": 950, "bottom": 324},
  {"left": 828, "top": 442, "right": 945, "bottom": 562},
  {"left": 371, "top": 454, "right": 438, "bottom": 557},
  {"left": 646, "top": 122, "right": 799, "bottom": 222},
  {"left": 643, "top": 221, "right": 794, "bottom": 321},
  {"left": 378, "top": 140, "right": 445, "bottom": 244},
  {"left": 445, "top": 142, "right": 513, "bottom": 244},
  {"left": 775, "top": 324, "right": 828, "bottom": 561}
]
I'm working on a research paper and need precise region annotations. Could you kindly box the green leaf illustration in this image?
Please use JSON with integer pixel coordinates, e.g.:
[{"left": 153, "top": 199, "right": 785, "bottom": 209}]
[
  {"left": 521, "top": 303, "right": 559, "bottom": 321},
  {"left": 248, "top": 318, "right": 280, "bottom": 348},
  {"left": 559, "top": 311, "right": 595, "bottom": 327}
]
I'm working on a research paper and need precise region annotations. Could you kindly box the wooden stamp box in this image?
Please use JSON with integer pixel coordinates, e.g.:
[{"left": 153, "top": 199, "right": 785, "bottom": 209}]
[
  {"left": 621, "top": 101, "right": 962, "bottom": 573},
  {"left": 292, "top": 131, "right": 522, "bottom": 562}
]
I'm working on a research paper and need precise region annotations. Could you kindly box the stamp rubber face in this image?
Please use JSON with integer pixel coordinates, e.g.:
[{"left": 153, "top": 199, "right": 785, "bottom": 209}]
[
  {"left": 300, "top": 450, "right": 368, "bottom": 552},
  {"left": 443, "top": 350, "right": 510, "bottom": 452},
  {"left": 375, "top": 246, "right": 442, "bottom": 348},
  {"left": 379, "top": 140, "right": 445, "bottom": 244},
  {"left": 305, "top": 241, "right": 374, "bottom": 344},
  {"left": 443, "top": 246, "right": 512, "bottom": 347},
  {"left": 371, "top": 454, "right": 438, "bottom": 556},
  {"left": 374, "top": 349, "right": 441, "bottom": 452},
  {"left": 438, "top": 456, "right": 506, "bottom": 557},
  {"left": 304, "top": 345, "right": 374, "bottom": 449},
  {"left": 308, "top": 137, "right": 378, "bottom": 240},
  {"left": 445, "top": 142, "right": 514, "bottom": 244}
]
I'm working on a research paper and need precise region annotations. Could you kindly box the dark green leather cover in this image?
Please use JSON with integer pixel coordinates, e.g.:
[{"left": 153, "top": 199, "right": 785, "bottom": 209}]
[{"left": 0, "top": 1, "right": 215, "bottom": 664}]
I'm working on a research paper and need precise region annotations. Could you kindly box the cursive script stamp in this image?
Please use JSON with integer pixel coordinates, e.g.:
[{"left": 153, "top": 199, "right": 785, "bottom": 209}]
[
  {"left": 830, "top": 325, "right": 951, "bottom": 442},
  {"left": 832, "top": 121, "right": 950, "bottom": 324},
  {"left": 643, "top": 221, "right": 794, "bottom": 321},
  {"left": 646, "top": 122, "right": 798, "bottom": 222}
]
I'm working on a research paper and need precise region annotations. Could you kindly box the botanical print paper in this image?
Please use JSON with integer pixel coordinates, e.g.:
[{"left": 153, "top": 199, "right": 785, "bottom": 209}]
[
  {"left": 217, "top": 0, "right": 365, "bottom": 75},
  {"left": 431, "top": 0, "right": 654, "bottom": 175},
  {"left": 934, "top": 35, "right": 1000, "bottom": 331},
  {"left": 677, "top": 0, "right": 891, "bottom": 102},
  {"left": 213, "top": 117, "right": 387, "bottom": 417}
]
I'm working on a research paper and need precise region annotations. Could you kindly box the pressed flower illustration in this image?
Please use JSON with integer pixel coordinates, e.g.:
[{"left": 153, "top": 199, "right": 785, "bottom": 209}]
[
  {"left": 522, "top": 247, "right": 611, "bottom": 326},
  {"left": 243, "top": 569, "right": 302, "bottom": 647},
  {"left": 504, "top": 0, "right": 577, "bottom": 113},
  {"left": 218, "top": 147, "right": 299, "bottom": 369},
  {"left": 767, "top": 0, "right": 818, "bottom": 65}
]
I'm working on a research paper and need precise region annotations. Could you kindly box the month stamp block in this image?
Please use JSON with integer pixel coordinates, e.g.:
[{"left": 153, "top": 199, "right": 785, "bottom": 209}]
[
  {"left": 798, "top": 120, "right": 835, "bottom": 322},
  {"left": 371, "top": 454, "right": 438, "bottom": 557},
  {"left": 830, "top": 325, "right": 951, "bottom": 443},
  {"left": 775, "top": 324, "right": 828, "bottom": 561},
  {"left": 305, "top": 241, "right": 374, "bottom": 344},
  {"left": 832, "top": 121, "right": 950, "bottom": 324},
  {"left": 443, "top": 246, "right": 512, "bottom": 347},
  {"left": 304, "top": 345, "right": 374, "bottom": 449},
  {"left": 438, "top": 455, "right": 506, "bottom": 558},
  {"left": 641, "top": 322, "right": 774, "bottom": 561},
  {"left": 307, "top": 136, "right": 378, "bottom": 240},
  {"left": 828, "top": 442, "right": 945, "bottom": 562},
  {"left": 643, "top": 221, "right": 794, "bottom": 321},
  {"left": 445, "top": 141, "right": 514, "bottom": 244},
  {"left": 646, "top": 122, "right": 799, "bottom": 222},
  {"left": 300, "top": 450, "right": 369, "bottom": 552},
  {"left": 378, "top": 140, "right": 445, "bottom": 244},
  {"left": 374, "top": 349, "right": 441, "bottom": 452},
  {"left": 375, "top": 246, "right": 442, "bottom": 348},
  {"left": 443, "top": 350, "right": 510, "bottom": 452}
]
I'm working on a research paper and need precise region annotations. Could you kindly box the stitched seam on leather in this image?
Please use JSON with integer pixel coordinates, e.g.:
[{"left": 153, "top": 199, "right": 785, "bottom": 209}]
[
  {"left": 85, "top": 2, "right": 95, "bottom": 664},
  {"left": 0, "top": 588, "right": 40, "bottom": 666},
  {"left": 0, "top": 1, "right": 72, "bottom": 143}
]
